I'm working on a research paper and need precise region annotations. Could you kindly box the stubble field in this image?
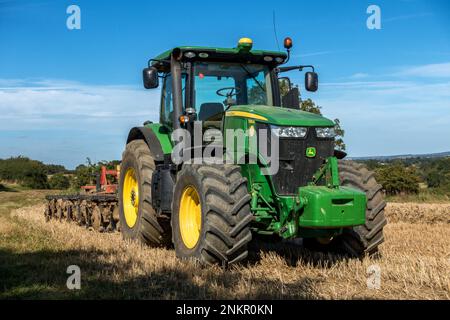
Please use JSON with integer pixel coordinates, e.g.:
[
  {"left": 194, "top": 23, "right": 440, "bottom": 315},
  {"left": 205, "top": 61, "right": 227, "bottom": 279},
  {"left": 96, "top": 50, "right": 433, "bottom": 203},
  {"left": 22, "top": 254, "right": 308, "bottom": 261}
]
[{"left": 0, "top": 189, "right": 448, "bottom": 299}]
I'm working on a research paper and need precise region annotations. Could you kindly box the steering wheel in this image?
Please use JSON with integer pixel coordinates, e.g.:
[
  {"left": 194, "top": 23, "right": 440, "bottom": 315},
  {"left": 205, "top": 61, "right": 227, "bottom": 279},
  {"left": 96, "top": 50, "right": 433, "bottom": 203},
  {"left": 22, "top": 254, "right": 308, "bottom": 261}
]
[{"left": 216, "top": 87, "right": 241, "bottom": 98}]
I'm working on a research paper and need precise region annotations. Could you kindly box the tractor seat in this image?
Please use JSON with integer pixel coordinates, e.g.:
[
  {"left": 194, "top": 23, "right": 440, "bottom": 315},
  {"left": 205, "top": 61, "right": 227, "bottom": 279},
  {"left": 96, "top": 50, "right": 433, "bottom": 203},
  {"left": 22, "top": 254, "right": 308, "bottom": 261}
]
[{"left": 198, "top": 103, "right": 224, "bottom": 121}]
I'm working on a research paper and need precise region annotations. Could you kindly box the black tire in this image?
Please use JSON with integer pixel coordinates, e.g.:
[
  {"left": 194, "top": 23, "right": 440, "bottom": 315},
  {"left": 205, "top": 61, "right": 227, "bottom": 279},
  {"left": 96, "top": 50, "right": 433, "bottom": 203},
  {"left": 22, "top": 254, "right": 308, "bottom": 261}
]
[
  {"left": 118, "top": 140, "right": 168, "bottom": 246},
  {"left": 337, "top": 160, "right": 387, "bottom": 257},
  {"left": 171, "top": 164, "right": 253, "bottom": 266}
]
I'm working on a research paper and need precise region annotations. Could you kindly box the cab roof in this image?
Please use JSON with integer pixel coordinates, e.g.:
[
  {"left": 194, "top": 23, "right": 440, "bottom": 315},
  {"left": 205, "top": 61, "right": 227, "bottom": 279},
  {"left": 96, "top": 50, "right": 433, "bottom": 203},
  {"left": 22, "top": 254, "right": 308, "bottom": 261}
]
[{"left": 151, "top": 46, "right": 288, "bottom": 72}]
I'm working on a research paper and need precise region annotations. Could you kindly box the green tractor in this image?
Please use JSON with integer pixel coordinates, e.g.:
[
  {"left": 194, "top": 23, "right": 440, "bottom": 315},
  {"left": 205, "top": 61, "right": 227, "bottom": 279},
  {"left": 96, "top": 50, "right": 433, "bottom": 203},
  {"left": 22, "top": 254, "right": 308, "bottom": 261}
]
[{"left": 118, "top": 37, "right": 387, "bottom": 265}]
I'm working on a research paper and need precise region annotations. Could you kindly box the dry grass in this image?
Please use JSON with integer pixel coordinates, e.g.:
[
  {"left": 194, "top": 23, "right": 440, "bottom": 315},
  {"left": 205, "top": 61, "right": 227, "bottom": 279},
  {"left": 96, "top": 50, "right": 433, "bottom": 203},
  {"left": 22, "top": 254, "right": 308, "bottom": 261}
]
[
  {"left": 385, "top": 203, "right": 449, "bottom": 224},
  {"left": 1, "top": 189, "right": 449, "bottom": 299}
]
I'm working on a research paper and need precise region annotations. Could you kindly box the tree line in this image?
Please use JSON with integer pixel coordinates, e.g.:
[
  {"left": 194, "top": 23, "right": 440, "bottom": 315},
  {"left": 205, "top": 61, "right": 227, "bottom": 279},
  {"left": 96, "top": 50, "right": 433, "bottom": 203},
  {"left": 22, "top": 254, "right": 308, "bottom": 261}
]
[
  {"left": 0, "top": 156, "right": 118, "bottom": 190},
  {"left": 1, "top": 155, "right": 449, "bottom": 197},
  {"left": 360, "top": 157, "right": 450, "bottom": 196}
]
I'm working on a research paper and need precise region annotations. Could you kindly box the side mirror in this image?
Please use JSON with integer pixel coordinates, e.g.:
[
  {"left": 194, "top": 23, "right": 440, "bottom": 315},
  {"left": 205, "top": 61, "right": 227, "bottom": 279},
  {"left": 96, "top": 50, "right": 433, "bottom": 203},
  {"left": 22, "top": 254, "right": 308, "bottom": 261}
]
[
  {"left": 143, "top": 67, "right": 159, "bottom": 89},
  {"left": 305, "top": 72, "right": 318, "bottom": 92}
]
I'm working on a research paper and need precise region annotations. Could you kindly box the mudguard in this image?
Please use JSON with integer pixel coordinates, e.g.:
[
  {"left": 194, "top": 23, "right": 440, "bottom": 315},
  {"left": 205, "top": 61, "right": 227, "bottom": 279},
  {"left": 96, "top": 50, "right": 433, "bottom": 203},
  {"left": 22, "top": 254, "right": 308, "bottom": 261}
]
[{"left": 126, "top": 126, "right": 165, "bottom": 162}]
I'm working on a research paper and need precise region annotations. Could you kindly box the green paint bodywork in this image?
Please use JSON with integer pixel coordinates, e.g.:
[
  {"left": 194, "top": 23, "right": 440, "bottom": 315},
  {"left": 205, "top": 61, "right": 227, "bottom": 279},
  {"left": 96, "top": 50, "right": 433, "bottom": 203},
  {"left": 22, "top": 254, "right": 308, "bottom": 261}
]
[
  {"left": 298, "top": 186, "right": 366, "bottom": 228},
  {"left": 222, "top": 110, "right": 366, "bottom": 239},
  {"left": 144, "top": 122, "right": 174, "bottom": 154},
  {"left": 227, "top": 105, "right": 335, "bottom": 127},
  {"left": 240, "top": 155, "right": 366, "bottom": 239}
]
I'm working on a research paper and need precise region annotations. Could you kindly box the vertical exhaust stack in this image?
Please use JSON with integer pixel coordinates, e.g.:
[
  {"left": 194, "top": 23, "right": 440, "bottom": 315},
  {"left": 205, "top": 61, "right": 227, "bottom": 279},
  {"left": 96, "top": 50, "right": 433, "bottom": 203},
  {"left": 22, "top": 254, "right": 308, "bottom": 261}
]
[{"left": 170, "top": 48, "right": 183, "bottom": 131}]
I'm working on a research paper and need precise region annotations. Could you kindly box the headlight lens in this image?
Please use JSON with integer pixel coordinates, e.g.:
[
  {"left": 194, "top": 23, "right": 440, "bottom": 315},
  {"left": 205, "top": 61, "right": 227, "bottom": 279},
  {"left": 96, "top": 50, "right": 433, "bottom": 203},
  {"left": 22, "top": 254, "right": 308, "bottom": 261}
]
[
  {"left": 315, "top": 127, "right": 336, "bottom": 138},
  {"left": 271, "top": 126, "right": 308, "bottom": 138}
]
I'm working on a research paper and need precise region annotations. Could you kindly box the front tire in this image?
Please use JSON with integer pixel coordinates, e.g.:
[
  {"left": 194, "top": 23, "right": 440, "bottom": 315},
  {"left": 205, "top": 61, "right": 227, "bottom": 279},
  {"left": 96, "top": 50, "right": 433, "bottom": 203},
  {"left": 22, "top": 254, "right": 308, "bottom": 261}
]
[
  {"left": 118, "top": 140, "right": 168, "bottom": 246},
  {"left": 337, "top": 160, "right": 387, "bottom": 257},
  {"left": 171, "top": 164, "right": 253, "bottom": 266}
]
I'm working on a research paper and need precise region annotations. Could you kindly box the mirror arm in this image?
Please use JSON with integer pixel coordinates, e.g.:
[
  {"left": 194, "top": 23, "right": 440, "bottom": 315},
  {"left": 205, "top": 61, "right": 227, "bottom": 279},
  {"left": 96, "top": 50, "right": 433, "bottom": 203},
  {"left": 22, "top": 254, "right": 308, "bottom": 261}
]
[
  {"left": 277, "top": 65, "right": 315, "bottom": 73},
  {"left": 147, "top": 58, "right": 170, "bottom": 68},
  {"left": 299, "top": 65, "right": 315, "bottom": 72}
]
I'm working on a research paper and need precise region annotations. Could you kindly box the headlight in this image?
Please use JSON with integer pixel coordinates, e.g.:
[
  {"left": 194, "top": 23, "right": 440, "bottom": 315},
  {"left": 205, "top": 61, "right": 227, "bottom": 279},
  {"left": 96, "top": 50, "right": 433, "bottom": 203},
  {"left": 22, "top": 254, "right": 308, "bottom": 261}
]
[
  {"left": 315, "top": 127, "right": 336, "bottom": 138},
  {"left": 271, "top": 126, "right": 307, "bottom": 138}
]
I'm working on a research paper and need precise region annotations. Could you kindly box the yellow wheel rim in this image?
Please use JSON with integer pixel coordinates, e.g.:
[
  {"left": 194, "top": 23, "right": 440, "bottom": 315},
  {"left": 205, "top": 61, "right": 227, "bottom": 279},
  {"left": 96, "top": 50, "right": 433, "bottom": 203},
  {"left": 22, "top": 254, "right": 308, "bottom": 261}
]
[
  {"left": 179, "top": 186, "right": 202, "bottom": 249},
  {"left": 123, "top": 168, "right": 139, "bottom": 228}
]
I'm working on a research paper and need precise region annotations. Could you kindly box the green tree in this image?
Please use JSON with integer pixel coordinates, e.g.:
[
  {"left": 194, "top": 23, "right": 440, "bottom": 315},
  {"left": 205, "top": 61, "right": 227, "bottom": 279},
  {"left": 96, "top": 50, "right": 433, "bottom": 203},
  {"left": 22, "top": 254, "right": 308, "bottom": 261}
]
[
  {"left": 49, "top": 173, "right": 70, "bottom": 190},
  {"left": 72, "top": 163, "right": 95, "bottom": 188},
  {"left": 361, "top": 159, "right": 382, "bottom": 171},
  {"left": 71, "top": 158, "right": 121, "bottom": 189},
  {"left": 44, "top": 164, "right": 67, "bottom": 175},
  {"left": 333, "top": 119, "right": 346, "bottom": 151},
  {"left": 421, "top": 158, "right": 450, "bottom": 193},
  {"left": 0, "top": 156, "right": 49, "bottom": 189},
  {"left": 300, "top": 98, "right": 322, "bottom": 114},
  {"left": 375, "top": 163, "right": 420, "bottom": 195},
  {"left": 426, "top": 169, "right": 441, "bottom": 188}
]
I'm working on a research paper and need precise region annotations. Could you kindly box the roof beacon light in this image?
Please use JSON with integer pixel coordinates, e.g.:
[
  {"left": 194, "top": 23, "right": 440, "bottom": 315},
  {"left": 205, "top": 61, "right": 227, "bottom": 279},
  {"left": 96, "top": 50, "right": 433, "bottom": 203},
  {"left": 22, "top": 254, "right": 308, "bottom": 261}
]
[
  {"left": 283, "top": 37, "right": 293, "bottom": 49},
  {"left": 283, "top": 37, "right": 293, "bottom": 63},
  {"left": 238, "top": 37, "right": 253, "bottom": 52}
]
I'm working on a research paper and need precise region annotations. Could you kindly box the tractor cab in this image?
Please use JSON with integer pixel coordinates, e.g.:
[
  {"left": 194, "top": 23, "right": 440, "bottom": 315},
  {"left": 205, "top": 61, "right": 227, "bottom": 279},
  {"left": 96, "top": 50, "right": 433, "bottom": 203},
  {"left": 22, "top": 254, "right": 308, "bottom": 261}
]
[{"left": 143, "top": 38, "right": 318, "bottom": 133}]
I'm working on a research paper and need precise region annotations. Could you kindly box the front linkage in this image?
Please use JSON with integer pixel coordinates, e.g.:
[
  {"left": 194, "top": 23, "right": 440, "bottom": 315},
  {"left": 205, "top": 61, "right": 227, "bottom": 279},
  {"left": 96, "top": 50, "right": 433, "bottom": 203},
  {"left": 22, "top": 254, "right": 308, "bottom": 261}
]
[{"left": 250, "top": 156, "right": 367, "bottom": 240}]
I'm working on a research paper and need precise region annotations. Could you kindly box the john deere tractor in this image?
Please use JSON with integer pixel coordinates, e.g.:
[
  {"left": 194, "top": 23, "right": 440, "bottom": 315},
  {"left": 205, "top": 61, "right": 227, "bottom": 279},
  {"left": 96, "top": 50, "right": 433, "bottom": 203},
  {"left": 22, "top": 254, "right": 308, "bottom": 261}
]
[{"left": 118, "top": 37, "right": 387, "bottom": 265}]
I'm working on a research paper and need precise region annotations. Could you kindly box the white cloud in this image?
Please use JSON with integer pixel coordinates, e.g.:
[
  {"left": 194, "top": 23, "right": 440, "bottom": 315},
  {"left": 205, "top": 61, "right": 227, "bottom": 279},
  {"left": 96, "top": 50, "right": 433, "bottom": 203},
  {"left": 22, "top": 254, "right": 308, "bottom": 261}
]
[
  {"left": 0, "top": 78, "right": 160, "bottom": 130},
  {"left": 0, "top": 78, "right": 161, "bottom": 168},
  {"left": 348, "top": 73, "right": 369, "bottom": 80},
  {"left": 396, "top": 62, "right": 450, "bottom": 78},
  {"left": 311, "top": 77, "right": 450, "bottom": 157}
]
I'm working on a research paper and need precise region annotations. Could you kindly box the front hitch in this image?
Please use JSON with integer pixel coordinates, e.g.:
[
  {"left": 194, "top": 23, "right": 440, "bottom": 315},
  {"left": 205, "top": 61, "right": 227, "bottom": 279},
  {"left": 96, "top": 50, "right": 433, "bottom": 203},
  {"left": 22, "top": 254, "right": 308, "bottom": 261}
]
[{"left": 278, "top": 157, "right": 366, "bottom": 239}]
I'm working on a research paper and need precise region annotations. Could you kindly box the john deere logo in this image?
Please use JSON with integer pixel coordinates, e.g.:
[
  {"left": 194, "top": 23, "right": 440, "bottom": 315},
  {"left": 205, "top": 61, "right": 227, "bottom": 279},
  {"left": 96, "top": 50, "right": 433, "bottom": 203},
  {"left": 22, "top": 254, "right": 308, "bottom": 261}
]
[{"left": 306, "top": 147, "right": 316, "bottom": 158}]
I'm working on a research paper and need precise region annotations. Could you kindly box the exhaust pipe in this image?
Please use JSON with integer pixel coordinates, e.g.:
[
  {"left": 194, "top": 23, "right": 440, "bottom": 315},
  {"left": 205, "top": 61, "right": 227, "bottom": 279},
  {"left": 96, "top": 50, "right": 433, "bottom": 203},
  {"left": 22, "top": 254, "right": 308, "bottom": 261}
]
[{"left": 170, "top": 48, "right": 183, "bottom": 131}]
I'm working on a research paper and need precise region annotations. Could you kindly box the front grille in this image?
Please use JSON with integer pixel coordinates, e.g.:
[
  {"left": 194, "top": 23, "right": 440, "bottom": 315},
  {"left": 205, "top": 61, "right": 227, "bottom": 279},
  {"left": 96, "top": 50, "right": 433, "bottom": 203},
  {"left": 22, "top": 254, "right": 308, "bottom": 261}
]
[{"left": 257, "top": 124, "right": 334, "bottom": 195}]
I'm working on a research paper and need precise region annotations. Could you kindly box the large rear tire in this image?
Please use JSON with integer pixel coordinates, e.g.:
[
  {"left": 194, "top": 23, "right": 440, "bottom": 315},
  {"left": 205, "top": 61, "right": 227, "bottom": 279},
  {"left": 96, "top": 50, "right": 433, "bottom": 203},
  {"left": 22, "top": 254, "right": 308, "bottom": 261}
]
[
  {"left": 337, "top": 160, "right": 387, "bottom": 257},
  {"left": 171, "top": 164, "right": 253, "bottom": 266},
  {"left": 118, "top": 140, "right": 169, "bottom": 246}
]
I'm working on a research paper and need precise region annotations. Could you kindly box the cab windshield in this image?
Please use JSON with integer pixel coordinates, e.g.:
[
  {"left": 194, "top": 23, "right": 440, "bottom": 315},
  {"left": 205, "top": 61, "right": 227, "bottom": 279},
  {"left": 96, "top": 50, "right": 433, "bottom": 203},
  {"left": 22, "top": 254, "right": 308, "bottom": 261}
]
[{"left": 193, "top": 62, "right": 273, "bottom": 121}]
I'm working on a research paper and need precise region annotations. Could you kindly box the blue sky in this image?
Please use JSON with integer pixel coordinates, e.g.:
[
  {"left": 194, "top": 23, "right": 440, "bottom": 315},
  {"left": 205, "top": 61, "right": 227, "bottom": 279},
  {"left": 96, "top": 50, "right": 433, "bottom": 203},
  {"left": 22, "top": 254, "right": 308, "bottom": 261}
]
[{"left": 1, "top": 0, "right": 449, "bottom": 168}]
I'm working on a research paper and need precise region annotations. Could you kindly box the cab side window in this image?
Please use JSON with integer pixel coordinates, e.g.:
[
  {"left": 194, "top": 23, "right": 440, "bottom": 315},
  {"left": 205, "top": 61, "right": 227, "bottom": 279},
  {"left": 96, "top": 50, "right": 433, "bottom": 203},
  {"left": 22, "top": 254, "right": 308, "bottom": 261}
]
[
  {"left": 161, "top": 74, "right": 186, "bottom": 128},
  {"left": 161, "top": 74, "right": 173, "bottom": 127}
]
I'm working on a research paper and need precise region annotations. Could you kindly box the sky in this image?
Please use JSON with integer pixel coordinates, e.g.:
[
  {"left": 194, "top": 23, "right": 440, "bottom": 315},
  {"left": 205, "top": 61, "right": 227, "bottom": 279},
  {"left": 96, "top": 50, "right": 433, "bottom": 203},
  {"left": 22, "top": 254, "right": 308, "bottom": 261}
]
[{"left": 1, "top": 0, "right": 449, "bottom": 168}]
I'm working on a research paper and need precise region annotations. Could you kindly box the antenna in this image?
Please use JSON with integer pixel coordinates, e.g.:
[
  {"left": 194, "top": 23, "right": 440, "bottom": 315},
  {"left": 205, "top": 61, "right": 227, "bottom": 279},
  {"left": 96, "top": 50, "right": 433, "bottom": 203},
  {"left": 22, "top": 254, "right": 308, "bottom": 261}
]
[{"left": 272, "top": 10, "right": 280, "bottom": 51}]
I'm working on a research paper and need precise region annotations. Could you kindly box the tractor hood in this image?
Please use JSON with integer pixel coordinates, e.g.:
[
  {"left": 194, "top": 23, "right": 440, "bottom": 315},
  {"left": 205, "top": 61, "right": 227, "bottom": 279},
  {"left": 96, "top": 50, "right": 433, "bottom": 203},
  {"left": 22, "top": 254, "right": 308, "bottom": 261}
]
[{"left": 226, "top": 105, "right": 335, "bottom": 127}]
